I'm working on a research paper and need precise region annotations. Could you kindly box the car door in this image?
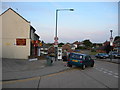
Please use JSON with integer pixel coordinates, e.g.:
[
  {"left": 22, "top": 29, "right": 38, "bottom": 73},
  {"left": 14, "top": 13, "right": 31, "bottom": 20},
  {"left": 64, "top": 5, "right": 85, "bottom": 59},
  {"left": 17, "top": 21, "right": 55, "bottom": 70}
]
[
  {"left": 88, "top": 56, "right": 92, "bottom": 66},
  {"left": 84, "top": 56, "right": 89, "bottom": 66},
  {"left": 86, "top": 55, "right": 92, "bottom": 66}
]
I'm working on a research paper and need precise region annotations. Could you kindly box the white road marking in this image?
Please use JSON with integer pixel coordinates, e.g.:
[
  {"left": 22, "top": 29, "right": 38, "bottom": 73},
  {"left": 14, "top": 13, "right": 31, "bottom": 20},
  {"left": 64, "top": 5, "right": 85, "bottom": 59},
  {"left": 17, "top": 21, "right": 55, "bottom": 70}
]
[
  {"left": 113, "top": 75, "right": 119, "bottom": 78},
  {"left": 94, "top": 67, "right": 119, "bottom": 78},
  {"left": 108, "top": 73, "right": 113, "bottom": 75},
  {"left": 114, "top": 73, "right": 118, "bottom": 75},
  {"left": 103, "top": 71, "right": 107, "bottom": 73},
  {"left": 108, "top": 71, "right": 113, "bottom": 73}
]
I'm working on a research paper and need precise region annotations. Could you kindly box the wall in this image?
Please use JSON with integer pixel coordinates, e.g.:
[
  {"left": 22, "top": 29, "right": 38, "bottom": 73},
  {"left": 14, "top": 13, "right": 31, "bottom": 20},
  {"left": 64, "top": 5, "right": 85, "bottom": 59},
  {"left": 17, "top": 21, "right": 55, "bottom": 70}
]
[{"left": 1, "top": 9, "right": 31, "bottom": 59}]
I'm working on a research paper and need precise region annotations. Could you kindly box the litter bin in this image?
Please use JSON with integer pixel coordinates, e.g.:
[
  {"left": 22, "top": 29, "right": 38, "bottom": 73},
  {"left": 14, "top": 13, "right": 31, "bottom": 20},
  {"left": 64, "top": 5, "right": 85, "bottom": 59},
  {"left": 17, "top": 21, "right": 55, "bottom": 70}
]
[{"left": 46, "top": 56, "right": 53, "bottom": 66}]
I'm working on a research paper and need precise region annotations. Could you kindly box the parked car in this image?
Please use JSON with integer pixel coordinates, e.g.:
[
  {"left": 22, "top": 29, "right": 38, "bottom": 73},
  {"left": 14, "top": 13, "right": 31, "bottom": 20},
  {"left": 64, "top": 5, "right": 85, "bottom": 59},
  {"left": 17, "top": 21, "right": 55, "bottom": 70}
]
[
  {"left": 95, "top": 53, "right": 109, "bottom": 59},
  {"left": 62, "top": 55, "right": 68, "bottom": 61},
  {"left": 109, "top": 51, "right": 120, "bottom": 59},
  {"left": 67, "top": 53, "right": 94, "bottom": 70}
]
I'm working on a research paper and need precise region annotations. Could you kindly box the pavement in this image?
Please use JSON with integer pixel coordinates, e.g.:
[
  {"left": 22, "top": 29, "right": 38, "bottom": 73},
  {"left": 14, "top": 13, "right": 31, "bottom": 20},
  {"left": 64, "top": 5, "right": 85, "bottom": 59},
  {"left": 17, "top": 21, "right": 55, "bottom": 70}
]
[
  {"left": 2, "top": 58, "right": 69, "bottom": 81},
  {"left": 2, "top": 57, "right": 119, "bottom": 81}
]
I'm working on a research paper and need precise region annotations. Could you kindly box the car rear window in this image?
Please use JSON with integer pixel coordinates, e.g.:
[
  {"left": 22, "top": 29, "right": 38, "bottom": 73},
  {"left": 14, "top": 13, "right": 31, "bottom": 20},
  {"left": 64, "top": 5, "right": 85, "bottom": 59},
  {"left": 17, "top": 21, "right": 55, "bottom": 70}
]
[
  {"left": 70, "top": 53, "right": 83, "bottom": 60},
  {"left": 99, "top": 53, "right": 107, "bottom": 55}
]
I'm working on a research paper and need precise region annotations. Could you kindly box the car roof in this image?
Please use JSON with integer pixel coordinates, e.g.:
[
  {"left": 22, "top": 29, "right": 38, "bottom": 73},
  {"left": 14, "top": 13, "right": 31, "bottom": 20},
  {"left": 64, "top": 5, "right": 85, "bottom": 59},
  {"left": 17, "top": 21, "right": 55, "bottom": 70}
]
[
  {"left": 98, "top": 53, "right": 107, "bottom": 54},
  {"left": 70, "top": 52, "right": 87, "bottom": 56}
]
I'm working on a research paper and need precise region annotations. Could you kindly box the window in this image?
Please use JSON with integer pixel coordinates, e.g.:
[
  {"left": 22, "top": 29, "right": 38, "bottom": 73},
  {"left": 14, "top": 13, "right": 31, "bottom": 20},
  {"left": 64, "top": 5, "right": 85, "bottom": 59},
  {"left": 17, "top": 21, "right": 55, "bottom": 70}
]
[
  {"left": 70, "top": 53, "right": 83, "bottom": 59},
  {"left": 85, "top": 56, "right": 91, "bottom": 60}
]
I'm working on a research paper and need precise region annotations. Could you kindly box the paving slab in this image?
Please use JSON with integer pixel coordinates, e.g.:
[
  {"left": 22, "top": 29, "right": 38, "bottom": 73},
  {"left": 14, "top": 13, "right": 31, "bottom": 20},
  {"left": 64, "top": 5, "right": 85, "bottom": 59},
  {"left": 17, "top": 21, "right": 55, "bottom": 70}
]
[{"left": 2, "top": 58, "right": 69, "bottom": 81}]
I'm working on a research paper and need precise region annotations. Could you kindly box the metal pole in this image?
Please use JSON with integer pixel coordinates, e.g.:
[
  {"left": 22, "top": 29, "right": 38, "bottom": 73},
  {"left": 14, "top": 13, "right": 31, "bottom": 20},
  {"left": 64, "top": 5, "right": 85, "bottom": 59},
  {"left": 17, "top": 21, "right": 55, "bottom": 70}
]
[
  {"left": 55, "top": 10, "right": 58, "bottom": 61},
  {"left": 54, "top": 9, "right": 74, "bottom": 61},
  {"left": 56, "top": 10, "right": 58, "bottom": 38},
  {"left": 110, "top": 30, "right": 112, "bottom": 37},
  {"left": 110, "top": 30, "right": 113, "bottom": 62}
]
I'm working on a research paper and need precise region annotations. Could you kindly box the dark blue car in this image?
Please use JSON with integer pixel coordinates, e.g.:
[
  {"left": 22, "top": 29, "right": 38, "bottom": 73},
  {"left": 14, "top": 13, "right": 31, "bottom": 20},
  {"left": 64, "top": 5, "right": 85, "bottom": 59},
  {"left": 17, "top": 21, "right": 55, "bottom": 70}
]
[
  {"left": 67, "top": 53, "right": 94, "bottom": 70},
  {"left": 109, "top": 51, "right": 120, "bottom": 59},
  {"left": 95, "top": 53, "right": 109, "bottom": 59}
]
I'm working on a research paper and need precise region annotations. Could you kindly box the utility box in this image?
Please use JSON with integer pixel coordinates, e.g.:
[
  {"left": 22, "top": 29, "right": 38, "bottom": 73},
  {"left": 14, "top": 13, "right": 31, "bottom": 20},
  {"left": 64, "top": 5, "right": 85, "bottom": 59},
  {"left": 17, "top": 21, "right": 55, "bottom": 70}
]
[
  {"left": 46, "top": 56, "right": 53, "bottom": 66},
  {"left": 58, "top": 47, "right": 62, "bottom": 60}
]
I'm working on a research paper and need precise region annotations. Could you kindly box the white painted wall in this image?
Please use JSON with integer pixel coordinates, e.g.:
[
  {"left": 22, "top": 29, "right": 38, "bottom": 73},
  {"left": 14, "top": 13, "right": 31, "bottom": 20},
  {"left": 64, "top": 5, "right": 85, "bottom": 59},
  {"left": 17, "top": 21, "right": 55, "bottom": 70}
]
[{"left": 1, "top": 9, "right": 31, "bottom": 59}]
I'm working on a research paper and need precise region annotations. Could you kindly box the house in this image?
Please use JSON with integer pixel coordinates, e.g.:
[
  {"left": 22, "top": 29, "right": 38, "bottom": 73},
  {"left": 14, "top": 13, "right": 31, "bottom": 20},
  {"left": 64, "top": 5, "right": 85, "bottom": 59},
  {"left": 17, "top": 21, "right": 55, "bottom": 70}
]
[
  {"left": 72, "top": 41, "right": 85, "bottom": 49},
  {"left": 79, "top": 42, "right": 85, "bottom": 47},
  {"left": 73, "top": 41, "right": 79, "bottom": 48},
  {"left": 71, "top": 44, "right": 76, "bottom": 50},
  {"left": 113, "top": 36, "right": 120, "bottom": 52},
  {"left": 96, "top": 41, "right": 110, "bottom": 53},
  {"left": 30, "top": 26, "right": 40, "bottom": 56},
  {"left": 1, "top": 8, "right": 40, "bottom": 59},
  {"left": 62, "top": 44, "right": 73, "bottom": 53}
]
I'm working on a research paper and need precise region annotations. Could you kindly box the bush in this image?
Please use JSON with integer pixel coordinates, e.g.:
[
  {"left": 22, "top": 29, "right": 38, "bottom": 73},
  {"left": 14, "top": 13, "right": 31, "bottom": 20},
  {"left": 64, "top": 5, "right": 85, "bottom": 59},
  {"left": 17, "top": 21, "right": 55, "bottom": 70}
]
[
  {"left": 91, "top": 49, "right": 96, "bottom": 52},
  {"left": 76, "top": 46, "right": 87, "bottom": 50}
]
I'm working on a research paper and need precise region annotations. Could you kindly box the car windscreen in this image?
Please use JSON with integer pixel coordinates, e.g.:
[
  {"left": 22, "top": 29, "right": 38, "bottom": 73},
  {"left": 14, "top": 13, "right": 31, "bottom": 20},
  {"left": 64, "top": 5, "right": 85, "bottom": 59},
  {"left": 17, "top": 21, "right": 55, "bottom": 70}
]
[
  {"left": 99, "top": 53, "right": 107, "bottom": 55},
  {"left": 110, "top": 52, "right": 117, "bottom": 54},
  {"left": 70, "top": 53, "right": 83, "bottom": 60}
]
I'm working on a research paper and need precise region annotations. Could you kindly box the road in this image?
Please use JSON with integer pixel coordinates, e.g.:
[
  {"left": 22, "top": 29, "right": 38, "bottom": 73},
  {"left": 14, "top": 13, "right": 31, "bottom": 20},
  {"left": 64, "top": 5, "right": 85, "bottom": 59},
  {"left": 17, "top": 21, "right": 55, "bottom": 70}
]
[{"left": 2, "top": 60, "right": 119, "bottom": 89}]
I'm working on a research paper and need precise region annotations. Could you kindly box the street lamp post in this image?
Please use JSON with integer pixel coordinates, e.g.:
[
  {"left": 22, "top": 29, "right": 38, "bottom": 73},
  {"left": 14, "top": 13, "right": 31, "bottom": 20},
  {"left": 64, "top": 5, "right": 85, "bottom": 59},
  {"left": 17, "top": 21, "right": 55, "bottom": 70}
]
[
  {"left": 54, "top": 9, "right": 74, "bottom": 61},
  {"left": 110, "top": 30, "right": 113, "bottom": 61}
]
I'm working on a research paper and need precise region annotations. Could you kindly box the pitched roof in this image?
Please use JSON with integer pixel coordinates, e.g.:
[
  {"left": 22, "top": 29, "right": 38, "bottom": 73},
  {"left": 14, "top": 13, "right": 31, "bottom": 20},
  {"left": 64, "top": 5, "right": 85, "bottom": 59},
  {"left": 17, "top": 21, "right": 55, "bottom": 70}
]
[
  {"left": 35, "top": 33, "right": 40, "bottom": 38},
  {"left": 73, "top": 41, "right": 79, "bottom": 44},
  {"left": 0, "top": 8, "right": 30, "bottom": 23},
  {"left": 30, "top": 25, "right": 36, "bottom": 32}
]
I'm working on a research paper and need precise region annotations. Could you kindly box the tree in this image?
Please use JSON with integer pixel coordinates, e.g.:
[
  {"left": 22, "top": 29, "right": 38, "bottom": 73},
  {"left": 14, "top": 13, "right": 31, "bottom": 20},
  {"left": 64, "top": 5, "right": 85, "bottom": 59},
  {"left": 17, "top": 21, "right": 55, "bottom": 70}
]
[
  {"left": 58, "top": 43, "right": 64, "bottom": 47},
  {"left": 114, "top": 36, "right": 120, "bottom": 41},
  {"left": 82, "top": 39, "right": 92, "bottom": 49}
]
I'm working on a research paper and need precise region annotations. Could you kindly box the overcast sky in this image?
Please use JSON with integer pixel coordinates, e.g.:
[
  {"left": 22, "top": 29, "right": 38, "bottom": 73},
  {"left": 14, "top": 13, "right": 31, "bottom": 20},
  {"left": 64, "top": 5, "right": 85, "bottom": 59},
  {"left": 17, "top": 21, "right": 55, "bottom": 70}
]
[{"left": 1, "top": 2, "right": 118, "bottom": 43}]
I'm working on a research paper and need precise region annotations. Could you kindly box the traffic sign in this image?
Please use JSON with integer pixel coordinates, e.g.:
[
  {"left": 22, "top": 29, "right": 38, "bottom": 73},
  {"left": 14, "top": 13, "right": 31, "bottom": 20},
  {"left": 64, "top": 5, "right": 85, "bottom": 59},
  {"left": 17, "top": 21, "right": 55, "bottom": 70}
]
[
  {"left": 54, "top": 42, "right": 58, "bottom": 45},
  {"left": 54, "top": 37, "right": 58, "bottom": 40}
]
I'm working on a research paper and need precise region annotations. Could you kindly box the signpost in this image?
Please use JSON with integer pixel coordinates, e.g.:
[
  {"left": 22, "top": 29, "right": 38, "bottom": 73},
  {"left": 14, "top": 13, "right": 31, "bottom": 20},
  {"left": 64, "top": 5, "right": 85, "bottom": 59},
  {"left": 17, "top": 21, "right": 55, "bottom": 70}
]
[
  {"left": 54, "top": 9, "right": 74, "bottom": 61},
  {"left": 110, "top": 30, "right": 113, "bottom": 62},
  {"left": 16, "top": 38, "right": 26, "bottom": 46},
  {"left": 54, "top": 37, "right": 58, "bottom": 61}
]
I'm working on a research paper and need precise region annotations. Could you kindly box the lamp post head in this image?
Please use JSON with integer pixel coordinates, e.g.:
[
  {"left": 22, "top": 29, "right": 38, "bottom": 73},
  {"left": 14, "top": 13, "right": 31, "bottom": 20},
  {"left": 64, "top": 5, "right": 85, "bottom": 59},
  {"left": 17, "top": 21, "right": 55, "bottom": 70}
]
[
  {"left": 57, "top": 9, "right": 74, "bottom": 11},
  {"left": 69, "top": 9, "right": 74, "bottom": 11},
  {"left": 110, "top": 30, "right": 113, "bottom": 33}
]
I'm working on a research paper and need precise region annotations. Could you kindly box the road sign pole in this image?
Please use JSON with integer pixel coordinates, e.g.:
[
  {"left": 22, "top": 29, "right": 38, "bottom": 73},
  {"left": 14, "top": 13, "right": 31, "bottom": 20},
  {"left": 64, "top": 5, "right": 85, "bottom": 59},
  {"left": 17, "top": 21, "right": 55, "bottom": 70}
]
[{"left": 110, "top": 30, "right": 113, "bottom": 62}]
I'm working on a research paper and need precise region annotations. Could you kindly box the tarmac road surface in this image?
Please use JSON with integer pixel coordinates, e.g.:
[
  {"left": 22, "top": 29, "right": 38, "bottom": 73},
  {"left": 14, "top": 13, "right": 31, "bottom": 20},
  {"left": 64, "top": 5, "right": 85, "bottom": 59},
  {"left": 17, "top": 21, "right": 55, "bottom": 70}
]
[{"left": 2, "top": 60, "right": 119, "bottom": 88}]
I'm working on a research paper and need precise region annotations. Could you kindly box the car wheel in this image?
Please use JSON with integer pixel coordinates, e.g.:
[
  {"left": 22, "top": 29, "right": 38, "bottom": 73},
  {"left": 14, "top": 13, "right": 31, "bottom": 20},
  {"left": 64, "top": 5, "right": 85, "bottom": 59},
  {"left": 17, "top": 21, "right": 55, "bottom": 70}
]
[
  {"left": 91, "top": 63, "right": 94, "bottom": 67},
  {"left": 103, "top": 57, "right": 106, "bottom": 59},
  {"left": 81, "top": 64, "right": 85, "bottom": 70},
  {"left": 114, "top": 56, "right": 117, "bottom": 59},
  {"left": 67, "top": 64, "right": 72, "bottom": 67}
]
